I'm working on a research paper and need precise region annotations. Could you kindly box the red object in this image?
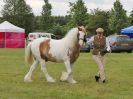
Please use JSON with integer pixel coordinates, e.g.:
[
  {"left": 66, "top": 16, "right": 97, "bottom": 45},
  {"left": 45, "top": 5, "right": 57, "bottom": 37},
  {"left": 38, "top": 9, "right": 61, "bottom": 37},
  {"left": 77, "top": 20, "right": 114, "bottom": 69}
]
[
  {"left": 0, "top": 32, "right": 5, "bottom": 48},
  {"left": 112, "top": 42, "right": 120, "bottom": 46},
  {"left": 0, "top": 21, "right": 25, "bottom": 48},
  {"left": 129, "top": 43, "right": 133, "bottom": 46},
  {"left": 6, "top": 32, "right": 25, "bottom": 48}
]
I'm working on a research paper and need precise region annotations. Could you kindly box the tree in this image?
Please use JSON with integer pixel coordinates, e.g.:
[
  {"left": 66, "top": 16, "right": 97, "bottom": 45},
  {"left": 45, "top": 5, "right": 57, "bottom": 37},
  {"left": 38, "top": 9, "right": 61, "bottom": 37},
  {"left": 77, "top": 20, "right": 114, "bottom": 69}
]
[
  {"left": 52, "top": 15, "right": 70, "bottom": 26},
  {"left": 47, "top": 15, "right": 71, "bottom": 36},
  {"left": 2, "top": 0, "right": 34, "bottom": 34},
  {"left": 108, "top": 0, "right": 127, "bottom": 34},
  {"left": 41, "top": 0, "right": 53, "bottom": 31},
  {"left": 0, "top": 17, "right": 4, "bottom": 23},
  {"left": 68, "top": 0, "right": 88, "bottom": 27},
  {"left": 34, "top": 16, "right": 42, "bottom": 31},
  {"left": 129, "top": 10, "right": 133, "bottom": 25},
  {"left": 86, "top": 9, "right": 110, "bottom": 36}
]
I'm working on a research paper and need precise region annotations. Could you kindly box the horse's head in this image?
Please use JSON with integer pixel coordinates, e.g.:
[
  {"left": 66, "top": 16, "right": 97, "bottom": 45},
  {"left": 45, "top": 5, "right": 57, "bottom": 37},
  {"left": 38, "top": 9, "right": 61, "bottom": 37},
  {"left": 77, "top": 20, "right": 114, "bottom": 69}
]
[{"left": 77, "top": 26, "right": 87, "bottom": 47}]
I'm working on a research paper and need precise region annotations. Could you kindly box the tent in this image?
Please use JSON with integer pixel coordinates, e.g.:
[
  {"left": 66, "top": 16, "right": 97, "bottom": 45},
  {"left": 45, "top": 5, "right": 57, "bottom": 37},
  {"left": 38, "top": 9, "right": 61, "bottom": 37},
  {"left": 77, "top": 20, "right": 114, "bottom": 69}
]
[
  {"left": 121, "top": 26, "right": 133, "bottom": 38},
  {"left": 0, "top": 21, "right": 25, "bottom": 48}
]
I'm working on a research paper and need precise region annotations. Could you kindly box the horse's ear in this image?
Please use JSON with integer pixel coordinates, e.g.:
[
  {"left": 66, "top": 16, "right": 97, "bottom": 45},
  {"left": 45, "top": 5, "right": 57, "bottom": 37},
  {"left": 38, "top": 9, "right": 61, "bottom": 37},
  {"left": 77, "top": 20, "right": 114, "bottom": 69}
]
[
  {"left": 78, "top": 26, "right": 82, "bottom": 31},
  {"left": 78, "top": 26, "right": 87, "bottom": 33}
]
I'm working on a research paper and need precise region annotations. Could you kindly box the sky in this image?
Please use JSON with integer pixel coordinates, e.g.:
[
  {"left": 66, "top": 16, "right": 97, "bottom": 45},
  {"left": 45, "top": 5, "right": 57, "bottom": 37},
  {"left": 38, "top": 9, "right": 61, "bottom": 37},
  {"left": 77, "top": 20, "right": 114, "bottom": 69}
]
[{"left": 0, "top": 0, "right": 133, "bottom": 16}]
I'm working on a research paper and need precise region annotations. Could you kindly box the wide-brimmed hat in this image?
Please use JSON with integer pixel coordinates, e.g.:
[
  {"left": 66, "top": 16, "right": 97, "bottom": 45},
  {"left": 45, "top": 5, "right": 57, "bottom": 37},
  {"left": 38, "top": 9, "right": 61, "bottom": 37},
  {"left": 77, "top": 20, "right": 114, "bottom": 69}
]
[{"left": 96, "top": 28, "right": 104, "bottom": 33}]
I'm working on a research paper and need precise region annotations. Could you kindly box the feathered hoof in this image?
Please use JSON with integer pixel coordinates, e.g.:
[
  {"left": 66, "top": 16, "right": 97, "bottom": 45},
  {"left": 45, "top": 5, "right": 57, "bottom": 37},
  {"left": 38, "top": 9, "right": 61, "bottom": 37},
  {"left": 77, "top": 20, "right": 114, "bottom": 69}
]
[
  {"left": 47, "top": 77, "right": 56, "bottom": 83},
  {"left": 24, "top": 75, "right": 33, "bottom": 82},
  {"left": 24, "top": 78, "right": 33, "bottom": 82},
  {"left": 68, "top": 79, "right": 77, "bottom": 84},
  {"left": 60, "top": 72, "right": 68, "bottom": 81}
]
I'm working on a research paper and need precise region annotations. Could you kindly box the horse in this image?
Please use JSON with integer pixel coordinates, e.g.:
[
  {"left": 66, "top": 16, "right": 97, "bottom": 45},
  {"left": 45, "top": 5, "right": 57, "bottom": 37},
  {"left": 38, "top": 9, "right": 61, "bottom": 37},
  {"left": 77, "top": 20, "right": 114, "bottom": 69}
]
[{"left": 24, "top": 26, "right": 86, "bottom": 84}]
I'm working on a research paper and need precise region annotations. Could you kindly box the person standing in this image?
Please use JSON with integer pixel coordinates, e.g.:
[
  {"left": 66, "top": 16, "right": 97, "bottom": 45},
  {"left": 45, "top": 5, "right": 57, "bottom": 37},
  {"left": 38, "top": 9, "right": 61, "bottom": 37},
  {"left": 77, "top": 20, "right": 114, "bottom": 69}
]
[{"left": 88, "top": 28, "right": 111, "bottom": 83}]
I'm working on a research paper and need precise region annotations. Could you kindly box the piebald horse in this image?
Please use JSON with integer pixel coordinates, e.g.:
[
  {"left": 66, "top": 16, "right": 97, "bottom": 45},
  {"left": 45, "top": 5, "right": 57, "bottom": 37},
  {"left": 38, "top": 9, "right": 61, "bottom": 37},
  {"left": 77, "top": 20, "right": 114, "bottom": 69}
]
[{"left": 24, "top": 26, "right": 86, "bottom": 84}]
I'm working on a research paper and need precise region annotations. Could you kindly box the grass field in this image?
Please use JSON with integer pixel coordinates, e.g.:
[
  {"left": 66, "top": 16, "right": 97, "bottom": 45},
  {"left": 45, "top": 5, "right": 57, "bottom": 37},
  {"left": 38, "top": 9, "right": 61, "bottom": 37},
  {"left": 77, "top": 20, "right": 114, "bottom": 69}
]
[{"left": 0, "top": 49, "right": 133, "bottom": 99}]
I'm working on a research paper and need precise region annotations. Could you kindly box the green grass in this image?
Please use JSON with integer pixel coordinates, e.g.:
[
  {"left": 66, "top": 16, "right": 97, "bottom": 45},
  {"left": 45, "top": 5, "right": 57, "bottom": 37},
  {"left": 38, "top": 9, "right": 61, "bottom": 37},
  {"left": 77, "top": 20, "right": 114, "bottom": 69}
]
[{"left": 0, "top": 49, "right": 133, "bottom": 99}]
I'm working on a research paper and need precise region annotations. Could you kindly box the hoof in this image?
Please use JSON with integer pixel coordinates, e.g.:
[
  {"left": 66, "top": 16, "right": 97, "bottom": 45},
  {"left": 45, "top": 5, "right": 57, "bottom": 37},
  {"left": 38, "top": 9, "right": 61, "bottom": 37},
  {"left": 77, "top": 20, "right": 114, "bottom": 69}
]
[
  {"left": 60, "top": 72, "right": 68, "bottom": 81},
  {"left": 68, "top": 79, "right": 77, "bottom": 84},
  {"left": 24, "top": 78, "right": 33, "bottom": 82},
  {"left": 24, "top": 75, "right": 33, "bottom": 82},
  {"left": 47, "top": 77, "right": 56, "bottom": 83}
]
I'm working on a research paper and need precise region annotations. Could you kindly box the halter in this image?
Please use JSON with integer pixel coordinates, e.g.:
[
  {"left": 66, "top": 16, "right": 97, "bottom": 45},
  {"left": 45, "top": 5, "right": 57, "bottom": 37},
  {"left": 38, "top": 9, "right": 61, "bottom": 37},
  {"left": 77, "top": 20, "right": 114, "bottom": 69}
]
[
  {"left": 78, "top": 30, "right": 87, "bottom": 43},
  {"left": 77, "top": 26, "right": 87, "bottom": 42}
]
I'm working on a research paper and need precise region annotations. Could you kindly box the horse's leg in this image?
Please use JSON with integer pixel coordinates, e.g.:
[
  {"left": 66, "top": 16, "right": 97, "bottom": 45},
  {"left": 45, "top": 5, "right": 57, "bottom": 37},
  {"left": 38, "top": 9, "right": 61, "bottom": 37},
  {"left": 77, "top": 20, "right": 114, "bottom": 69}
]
[
  {"left": 67, "top": 63, "right": 77, "bottom": 84},
  {"left": 60, "top": 60, "right": 71, "bottom": 82},
  {"left": 60, "top": 60, "right": 76, "bottom": 83},
  {"left": 40, "top": 59, "right": 55, "bottom": 83},
  {"left": 24, "top": 60, "right": 39, "bottom": 82}
]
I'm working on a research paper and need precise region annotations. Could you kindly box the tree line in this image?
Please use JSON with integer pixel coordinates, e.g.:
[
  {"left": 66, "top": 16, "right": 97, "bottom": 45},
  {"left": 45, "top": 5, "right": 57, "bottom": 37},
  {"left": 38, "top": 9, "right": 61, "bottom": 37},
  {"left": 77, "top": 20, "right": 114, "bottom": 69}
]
[{"left": 0, "top": 0, "right": 133, "bottom": 37}]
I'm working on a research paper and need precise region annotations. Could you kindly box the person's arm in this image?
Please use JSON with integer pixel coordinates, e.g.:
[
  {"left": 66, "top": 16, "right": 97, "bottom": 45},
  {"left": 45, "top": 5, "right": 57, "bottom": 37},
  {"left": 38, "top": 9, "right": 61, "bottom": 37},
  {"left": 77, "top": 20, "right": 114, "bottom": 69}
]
[{"left": 106, "top": 37, "right": 111, "bottom": 52}]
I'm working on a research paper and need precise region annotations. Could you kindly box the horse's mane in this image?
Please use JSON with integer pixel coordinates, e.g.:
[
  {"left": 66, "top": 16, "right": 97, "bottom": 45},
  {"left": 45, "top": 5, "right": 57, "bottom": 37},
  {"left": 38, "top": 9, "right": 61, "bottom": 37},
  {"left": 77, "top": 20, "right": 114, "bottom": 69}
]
[
  {"left": 62, "top": 27, "right": 79, "bottom": 48},
  {"left": 65, "top": 27, "right": 78, "bottom": 36}
]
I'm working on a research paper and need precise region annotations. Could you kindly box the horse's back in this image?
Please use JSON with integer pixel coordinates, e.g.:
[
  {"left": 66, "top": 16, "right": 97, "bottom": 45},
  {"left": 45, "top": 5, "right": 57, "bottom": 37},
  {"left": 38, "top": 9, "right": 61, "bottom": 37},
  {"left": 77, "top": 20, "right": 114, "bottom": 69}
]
[{"left": 31, "top": 37, "right": 49, "bottom": 49}]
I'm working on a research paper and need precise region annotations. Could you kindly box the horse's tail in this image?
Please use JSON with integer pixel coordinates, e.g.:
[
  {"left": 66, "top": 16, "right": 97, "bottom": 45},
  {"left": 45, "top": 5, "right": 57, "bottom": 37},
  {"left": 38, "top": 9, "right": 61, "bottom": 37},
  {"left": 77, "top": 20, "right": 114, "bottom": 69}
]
[{"left": 25, "top": 42, "right": 33, "bottom": 64}]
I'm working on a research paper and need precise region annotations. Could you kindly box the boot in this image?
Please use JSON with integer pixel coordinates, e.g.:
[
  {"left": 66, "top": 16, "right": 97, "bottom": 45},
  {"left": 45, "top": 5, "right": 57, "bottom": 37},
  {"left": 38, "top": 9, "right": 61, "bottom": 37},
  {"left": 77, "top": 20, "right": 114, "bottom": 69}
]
[{"left": 95, "top": 75, "right": 100, "bottom": 82}]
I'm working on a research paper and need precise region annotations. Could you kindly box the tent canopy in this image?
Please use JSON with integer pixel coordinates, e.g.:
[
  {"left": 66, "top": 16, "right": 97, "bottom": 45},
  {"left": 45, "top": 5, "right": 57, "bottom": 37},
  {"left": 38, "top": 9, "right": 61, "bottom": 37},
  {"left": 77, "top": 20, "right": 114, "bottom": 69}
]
[
  {"left": 121, "top": 26, "right": 133, "bottom": 34},
  {"left": 121, "top": 26, "right": 133, "bottom": 38},
  {"left": 0, "top": 21, "right": 25, "bottom": 48},
  {"left": 0, "top": 21, "right": 25, "bottom": 32}
]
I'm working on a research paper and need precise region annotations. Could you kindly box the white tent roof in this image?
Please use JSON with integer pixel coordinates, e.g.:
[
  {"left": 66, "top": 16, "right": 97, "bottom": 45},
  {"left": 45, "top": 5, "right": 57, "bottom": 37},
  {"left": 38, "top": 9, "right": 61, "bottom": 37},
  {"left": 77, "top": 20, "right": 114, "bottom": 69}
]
[{"left": 0, "top": 21, "right": 25, "bottom": 32}]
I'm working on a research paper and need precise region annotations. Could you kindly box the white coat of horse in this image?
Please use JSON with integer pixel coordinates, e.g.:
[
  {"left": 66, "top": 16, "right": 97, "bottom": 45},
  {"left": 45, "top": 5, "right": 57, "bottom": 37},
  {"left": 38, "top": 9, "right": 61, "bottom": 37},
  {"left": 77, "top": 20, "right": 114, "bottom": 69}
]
[{"left": 24, "top": 26, "right": 86, "bottom": 84}]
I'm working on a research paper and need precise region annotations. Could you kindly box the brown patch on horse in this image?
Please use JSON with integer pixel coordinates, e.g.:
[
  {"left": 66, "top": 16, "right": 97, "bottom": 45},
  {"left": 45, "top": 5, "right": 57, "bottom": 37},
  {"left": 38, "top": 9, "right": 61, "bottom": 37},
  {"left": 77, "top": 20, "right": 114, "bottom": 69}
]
[
  {"left": 68, "top": 43, "right": 80, "bottom": 64},
  {"left": 40, "top": 39, "right": 57, "bottom": 62},
  {"left": 40, "top": 39, "right": 50, "bottom": 60}
]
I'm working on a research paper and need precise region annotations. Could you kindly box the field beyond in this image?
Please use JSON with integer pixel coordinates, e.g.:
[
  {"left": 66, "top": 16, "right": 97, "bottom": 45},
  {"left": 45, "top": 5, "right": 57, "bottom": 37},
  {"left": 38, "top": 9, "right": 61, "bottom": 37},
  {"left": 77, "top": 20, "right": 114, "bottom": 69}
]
[{"left": 0, "top": 49, "right": 133, "bottom": 99}]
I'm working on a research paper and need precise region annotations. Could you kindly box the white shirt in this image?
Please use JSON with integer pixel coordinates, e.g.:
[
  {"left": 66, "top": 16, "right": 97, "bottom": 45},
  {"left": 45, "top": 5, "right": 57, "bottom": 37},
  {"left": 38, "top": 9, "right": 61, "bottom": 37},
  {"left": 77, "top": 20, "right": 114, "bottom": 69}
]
[{"left": 87, "top": 36, "right": 111, "bottom": 52}]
